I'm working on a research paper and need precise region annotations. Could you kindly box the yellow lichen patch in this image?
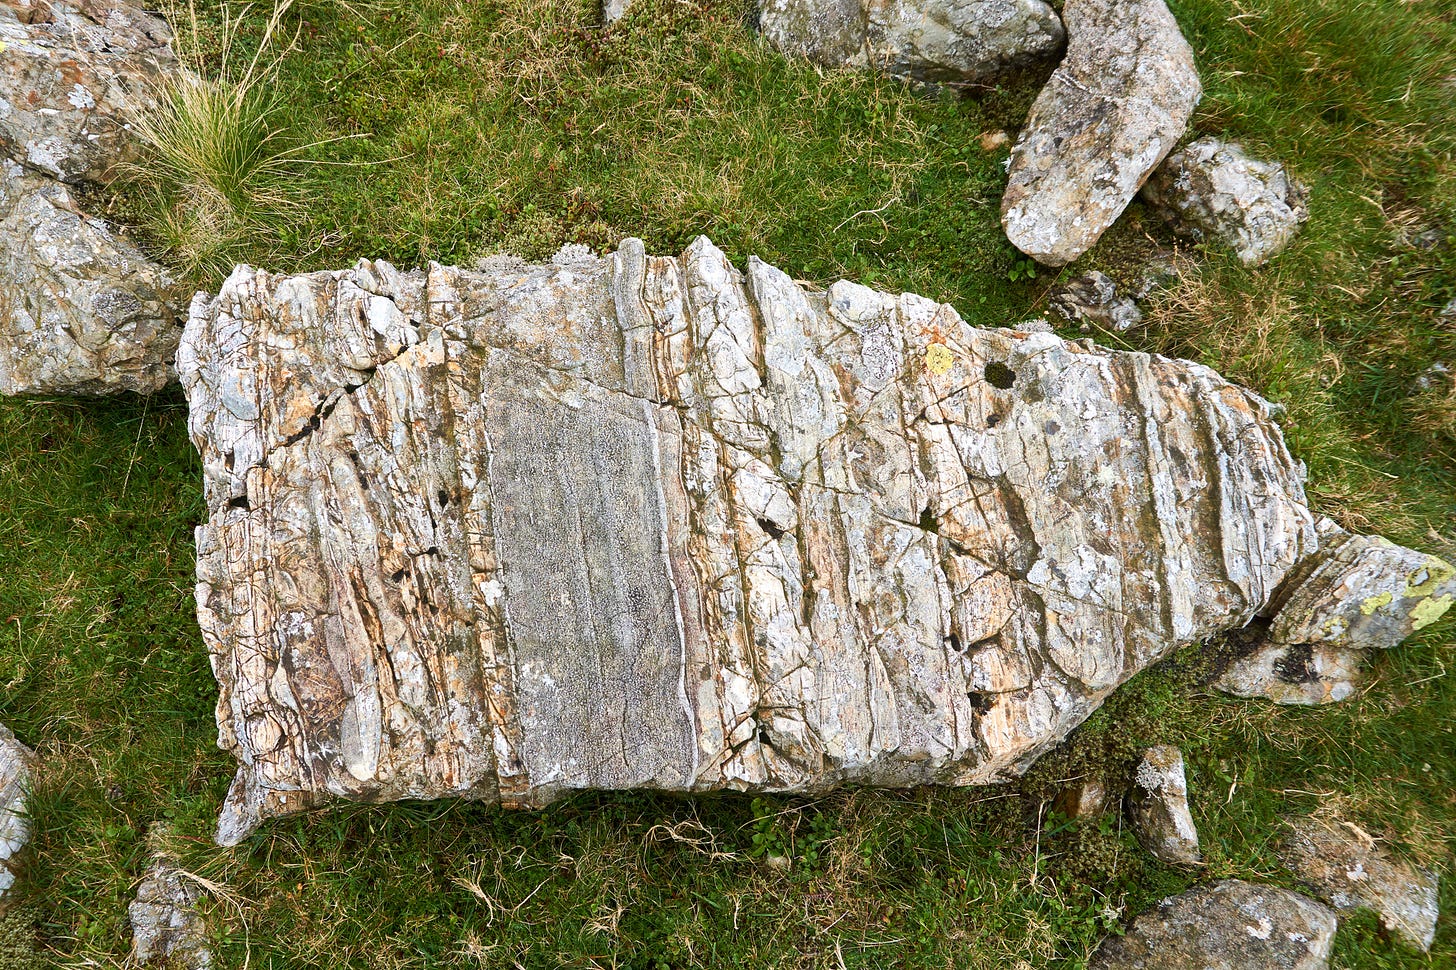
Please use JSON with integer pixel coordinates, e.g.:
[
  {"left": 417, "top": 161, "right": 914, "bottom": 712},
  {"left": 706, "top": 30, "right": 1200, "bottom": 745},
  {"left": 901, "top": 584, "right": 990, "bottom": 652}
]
[
  {"left": 1403, "top": 556, "right": 1455, "bottom": 599},
  {"left": 1360, "top": 591, "right": 1393, "bottom": 615},
  {"left": 925, "top": 343, "right": 955, "bottom": 376},
  {"left": 1411, "top": 594, "right": 1454, "bottom": 631}
]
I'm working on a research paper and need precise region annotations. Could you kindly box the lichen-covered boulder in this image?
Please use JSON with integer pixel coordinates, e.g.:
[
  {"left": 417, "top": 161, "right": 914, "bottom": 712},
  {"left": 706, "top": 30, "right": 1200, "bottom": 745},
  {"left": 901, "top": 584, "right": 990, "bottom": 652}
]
[
  {"left": 757, "top": 0, "right": 1065, "bottom": 85},
  {"left": 0, "top": 0, "right": 176, "bottom": 184},
  {"left": 1091, "top": 880, "right": 1337, "bottom": 970},
  {"left": 0, "top": 724, "right": 32, "bottom": 898},
  {"left": 1143, "top": 138, "right": 1309, "bottom": 266},
  {"left": 0, "top": 159, "right": 180, "bottom": 395},
  {"left": 1279, "top": 816, "right": 1440, "bottom": 952},
  {"left": 1001, "top": 0, "right": 1201, "bottom": 266},
  {"left": 180, "top": 237, "right": 1449, "bottom": 845},
  {"left": 1130, "top": 745, "right": 1201, "bottom": 865},
  {"left": 1217, "top": 517, "right": 1456, "bottom": 705}
]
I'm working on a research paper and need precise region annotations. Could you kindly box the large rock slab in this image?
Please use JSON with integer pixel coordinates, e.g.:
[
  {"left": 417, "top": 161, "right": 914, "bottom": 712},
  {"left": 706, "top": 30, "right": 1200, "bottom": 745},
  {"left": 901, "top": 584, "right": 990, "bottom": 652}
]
[
  {"left": 1091, "top": 880, "right": 1337, "bottom": 970},
  {"left": 0, "top": 159, "right": 180, "bottom": 394},
  {"left": 1279, "top": 816, "right": 1440, "bottom": 952},
  {"left": 757, "top": 0, "right": 1065, "bottom": 85},
  {"left": 0, "top": 0, "right": 176, "bottom": 184},
  {"left": 1001, "top": 0, "right": 1201, "bottom": 266},
  {"left": 0, "top": 724, "right": 32, "bottom": 898},
  {"left": 181, "top": 238, "right": 1447, "bottom": 845}
]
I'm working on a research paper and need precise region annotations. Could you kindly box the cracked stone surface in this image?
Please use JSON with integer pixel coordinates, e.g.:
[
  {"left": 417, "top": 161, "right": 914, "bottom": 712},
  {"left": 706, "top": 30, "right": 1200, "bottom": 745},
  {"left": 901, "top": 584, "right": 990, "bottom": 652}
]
[
  {"left": 129, "top": 824, "right": 213, "bottom": 969},
  {"left": 0, "top": 0, "right": 176, "bottom": 185},
  {"left": 181, "top": 237, "right": 1443, "bottom": 844},
  {"left": 0, "top": 723, "right": 32, "bottom": 899},
  {"left": 1143, "top": 138, "right": 1309, "bottom": 267},
  {"left": 757, "top": 0, "right": 1065, "bottom": 85},
  {"left": 0, "top": 159, "right": 180, "bottom": 395},
  {"left": 1048, "top": 271, "right": 1143, "bottom": 332},
  {"left": 1130, "top": 744, "right": 1201, "bottom": 865},
  {"left": 1091, "top": 880, "right": 1337, "bottom": 970},
  {"left": 1001, "top": 0, "right": 1201, "bottom": 266},
  {"left": 1279, "top": 816, "right": 1440, "bottom": 952},
  {"left": 1217, "top": 517, "right": 1456, "bottom": 705}
]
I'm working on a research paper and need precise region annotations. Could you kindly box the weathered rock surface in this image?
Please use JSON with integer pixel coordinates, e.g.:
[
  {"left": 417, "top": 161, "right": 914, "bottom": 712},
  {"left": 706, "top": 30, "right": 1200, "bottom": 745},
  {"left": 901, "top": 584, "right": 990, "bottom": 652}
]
[
  {"left": 0, "top": 0, "right": 176, "bottom": 184},
  {"left": 0, "top": 159, "right": 180, "bottom": 395},
  {"left": 1001, "top": 0, "right": 1201, "bottom": 266},
  {"left": 1048, "top": 271, "right": 1143, "bottom": 332},
  {"left": 757, "top": 0, "right": 1065, "bottom": 85},
  {"left": 129, "top": 825, "right": 213, "bottom": 968},
  {"left": 1053, "top": 776, "right": 1111, "bottom": 819},
  {"left": 1217, "top": 517, "right": 1456, "bottom": 705},
  {"left": 1130, "top": 744, "right": 1201, "bottom": 865},
  {"left": 1143, "top": 138, "right": 1309, "bottom": 267},
  {"left": 1279, "top": 816, "right": 1440, "bottom": 952},
  {"left": 1091, "top": 880, "right": 1337, "bottom": 970},
  {"left": 180, "top": 237, "right": 1448, "bottom": 845},
  {"left": 0, "top": 724, "right": 32, "bottom": 898}
]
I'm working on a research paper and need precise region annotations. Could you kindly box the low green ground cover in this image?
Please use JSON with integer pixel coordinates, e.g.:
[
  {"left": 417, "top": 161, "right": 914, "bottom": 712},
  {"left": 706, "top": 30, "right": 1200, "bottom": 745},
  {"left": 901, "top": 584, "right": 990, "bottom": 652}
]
[{"left": 2, "top": 0, "right": 1453, "bottom": 965}]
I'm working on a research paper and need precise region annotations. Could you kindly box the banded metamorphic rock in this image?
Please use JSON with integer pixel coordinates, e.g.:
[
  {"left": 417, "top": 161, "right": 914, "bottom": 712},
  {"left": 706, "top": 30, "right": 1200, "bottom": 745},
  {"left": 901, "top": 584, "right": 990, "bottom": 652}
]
[{"left": 179, "top": 239, "right": 1451, "bottom": 845}]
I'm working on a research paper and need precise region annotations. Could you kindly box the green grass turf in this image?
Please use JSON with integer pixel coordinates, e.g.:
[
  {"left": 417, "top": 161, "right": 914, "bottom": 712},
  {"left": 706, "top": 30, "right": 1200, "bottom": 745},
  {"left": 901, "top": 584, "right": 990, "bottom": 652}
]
[{"left": 2, "top": 0, "right": 1454, "bottom": 965}]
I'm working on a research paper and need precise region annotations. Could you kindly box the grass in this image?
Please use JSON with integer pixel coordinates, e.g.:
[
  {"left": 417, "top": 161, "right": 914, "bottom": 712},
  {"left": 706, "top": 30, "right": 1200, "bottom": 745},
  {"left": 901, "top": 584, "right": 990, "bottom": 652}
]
[{"left": 2, "top": 0, "right": 1454, "bottom": 966}]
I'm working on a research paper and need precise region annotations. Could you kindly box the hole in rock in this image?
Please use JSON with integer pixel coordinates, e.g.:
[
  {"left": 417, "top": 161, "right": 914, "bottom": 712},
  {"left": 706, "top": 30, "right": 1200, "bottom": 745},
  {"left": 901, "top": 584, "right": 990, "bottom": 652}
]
[
  {"left": 227, "top": 494, "right": 251, "bottom": 511},
  {"left": 437, "top": 489, "right": 450, "bottom": 507},
  {"left": 945, "top": 632, "right": 963, "bottom": 653},
  {"left": 984, "top": 361, "right": 1017, "bottom": 390},
  {"left": 966, "top": 692, "right": 993, "bottom": 714},
  {"left": 987, "top": 413, "right": 1002, "bottom": 428},
  {"left": 757, "top": 517, "right": 787, "bottom": 540},
  {"left": 918, "top": 507, "right": 939, "bottom": 533}
]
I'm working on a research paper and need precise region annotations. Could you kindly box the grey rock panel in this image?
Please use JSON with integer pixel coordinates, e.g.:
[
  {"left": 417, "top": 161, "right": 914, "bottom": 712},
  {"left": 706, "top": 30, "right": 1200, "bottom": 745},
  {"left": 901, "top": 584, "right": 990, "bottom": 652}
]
[
  {"left": 129, "top": 825, "right": 213, "bottom": 968},
  {"left": 0, "top": 723, "right": 32, "bottom": 898}
]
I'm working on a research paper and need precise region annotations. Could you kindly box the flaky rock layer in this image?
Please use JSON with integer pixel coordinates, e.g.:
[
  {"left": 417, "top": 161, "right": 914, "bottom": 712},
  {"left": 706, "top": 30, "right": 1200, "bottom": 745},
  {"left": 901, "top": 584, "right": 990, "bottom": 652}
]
[{"left": 181, "top": 239, "right": 1443, "bottom": 845}]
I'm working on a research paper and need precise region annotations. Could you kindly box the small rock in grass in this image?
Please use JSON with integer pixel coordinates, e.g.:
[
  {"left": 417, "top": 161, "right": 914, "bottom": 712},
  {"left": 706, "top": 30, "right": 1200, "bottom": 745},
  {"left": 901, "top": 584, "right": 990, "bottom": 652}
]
[
  {"left": 0, "top": 723, "right": 32, "bottom": 899},
  {"left": 1440, "top": 298, "right": 1456, "bottom": 318},
  {"left": 1130, "top": 745, "right": 1201, "bottom": 865},
  {"left": 1091, "top": 879, "right": 1337, "bottom": 970},
  {"left": 1217, "top": 640, "right": 1365, "bottom": 706},
  {"left": 1143, "top": 138, "right": 1309, "bottom": 267},
  {"left": 979, "top": 130, "right": 1010, "bottom": 152},
  {"left": 130, "top": 824, "right": 213, "bottom": 968},
  {"left": 1053, "top": 776, "right": 1112, "bottom": 820},
  {"left": 1279, "top": 816, "right": 1440, "bottom": 952},
  {"left": 1048, "top": 271, "right": 1143, "bottom": 332}
]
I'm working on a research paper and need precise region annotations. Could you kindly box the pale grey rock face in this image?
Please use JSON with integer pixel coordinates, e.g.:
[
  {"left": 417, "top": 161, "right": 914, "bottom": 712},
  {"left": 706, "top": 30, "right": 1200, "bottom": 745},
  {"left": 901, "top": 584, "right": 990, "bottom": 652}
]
[
  {"left": 0, "top": 159, "right": 180, "bottom": 395},
  {"left": 1048, "top": 270, "right": 1143, "bottom": 332},
  {"left": 181, "top": 237, "right": 1442, "bottom": 846},
  {"left": 0, "top": 0, "right": 176, "bottom": 184},
  {"left": 0, "top": 723, "right": 32, "bottom": 898},
  {"left": 130, "top": 826, "right": 213, "bottom": 969},
  {"left": 1279, "top": 817, "right": 1440, "bottom": 952},
  {"left": 1091, "top": 880, "right": 1337, "bottom": 970},
  {"left": 1217, "top": 517, "right": 1456, "bottom": 705},
  {"left": 1144, "top": 138, "right": 1309, "bottom": 266},
  {"left": 1001, "top": 0, "right": 1202, "bottom": 266},
  {"left": 758, "top": 0, "right": 1065, "bottom": 85},
  {"left": 1130, "top": 745, "right": 1200, "bottom": 865}
]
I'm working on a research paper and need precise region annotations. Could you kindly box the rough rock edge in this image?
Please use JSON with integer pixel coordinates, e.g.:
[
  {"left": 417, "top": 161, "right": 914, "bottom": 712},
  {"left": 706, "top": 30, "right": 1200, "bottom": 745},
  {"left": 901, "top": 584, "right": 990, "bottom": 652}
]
[{"left": 0, "top": 723, "right": 32, "bottom": 898}]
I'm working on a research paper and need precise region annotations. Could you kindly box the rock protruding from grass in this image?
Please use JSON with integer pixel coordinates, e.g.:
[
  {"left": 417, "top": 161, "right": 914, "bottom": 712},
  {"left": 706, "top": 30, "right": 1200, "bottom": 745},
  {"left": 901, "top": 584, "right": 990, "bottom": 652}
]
[
  {"left": 129, "top": 824, "right": 213, "bottom": 969},
  {"left": 756, "top": 0, "right": 1065, "bottom": 86},
  {"left": 1091, "top": 880, "right": 1337, "bottom": 970},
  {"left": 1278, "top": 816, "right": 1441, "bottom": 952},
  {"left": 1001, "top": 0, "right": 1201, "bottom": 266},
  {"left": 1143, "top": 138, "right": 1310, "bottom": 267},
  {"left": 182, "top": 237, "right": 1442, "bottom": 846},
  {"left": 1216, "top": 517, "right": 1456, "bottom": 705},
  {"left": 0, "top": 724, "right": 31, "bottom": 899},
  {"left": 1130, "top": 745, "right": 1201, "bottom": 865}
]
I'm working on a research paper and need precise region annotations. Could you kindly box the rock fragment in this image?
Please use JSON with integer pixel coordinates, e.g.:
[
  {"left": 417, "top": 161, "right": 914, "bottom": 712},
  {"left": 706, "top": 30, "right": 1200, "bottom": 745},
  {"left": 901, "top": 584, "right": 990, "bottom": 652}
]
[
  {"left": 1053, "top": 777, "right": 1112, "bottom": 820},
  {"left": 1091, "top": 880, "right": 1337, "bottom": 970},
  {"left": 0, "top": 724, "right": 32, "bottom": 898},
  {"left": 0, "top": 160, "right": 180, "bottom": 395},
  {"left": 758, "top": 0, "right": 1065, "bottom": 85},
  {"left": 179, "top": 238, "right": 1446, "bottom": 844},
  {"left": 1279, "top": 816, "right": 1440, "bottom": 952},
  {"left": 0, "top": 0, "right": 177, "bottom": 184},
  {"left": 1143, "top": 138, "right": 1309, "bottom": 266},
  {"left": 1130, "top": 745, "right": 1201, "bottom": 865},
  {"left": 1001, "top": 0, "right": 1201, "bottom": 266},
  {"left": 1048, "top": 270, "right": 1143, "bottom": 331},
  {"left": 129, "top": 825, "right": 213, "bottom": 968}
]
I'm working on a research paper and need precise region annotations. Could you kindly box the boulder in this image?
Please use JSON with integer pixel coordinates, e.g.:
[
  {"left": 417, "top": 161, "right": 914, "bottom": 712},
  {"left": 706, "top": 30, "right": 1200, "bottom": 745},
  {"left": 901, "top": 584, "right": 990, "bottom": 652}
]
[
  {"left": 1001, "top": 0, "right": 1201, "bottom": 266},
  {"left": 757, "top": 0, "right": 1065, "bottom": 85},
  {"left": 1279, "top": 816, "right": 1440, "bottom": 952},
  {"left": 1130, "top": 745, "right": 1201, "bottom": 865},
  {"left": 1048, "top": 270, "right": 1143, "bottom": 332},
  {"left": 1143, "top": 138, "right": 1309, "bottom": 266},
  {"left": 0, "top": 724, "right": 32, "bottom": 898},
  {"left": 0, "top": 159, "right": 180, "bottom": 395},
  {"left": 0, "top": 0, "right": 176, "bottom": 184},
  {"left": 129, "top": 825, "right": 213, "bottom": 969},
  {"left": 1217, "top": 517, "right": 1456, "bottom": 705},
  {"left": 180, "top": 238, "right": 1443, "bottom": 845},
  {"left": 1091, "top": 880, "right": 1337, "bottom": 970}
]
